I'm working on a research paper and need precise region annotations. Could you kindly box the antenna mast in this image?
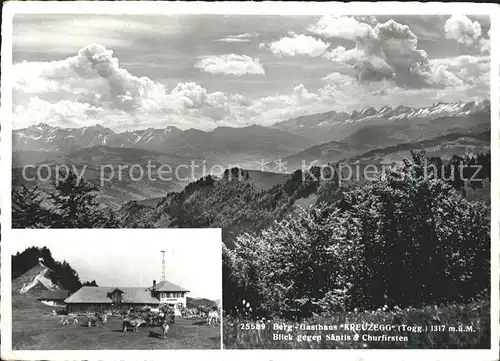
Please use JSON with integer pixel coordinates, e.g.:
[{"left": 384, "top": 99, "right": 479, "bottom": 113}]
[{"left": 161, "top": 250, "right": 166, "bottom": 283}]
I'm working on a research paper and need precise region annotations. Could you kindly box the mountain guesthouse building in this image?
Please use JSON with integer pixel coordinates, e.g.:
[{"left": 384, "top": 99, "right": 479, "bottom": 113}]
[{"left": 64, "top": 280, "right": 189, "bottom": 314}]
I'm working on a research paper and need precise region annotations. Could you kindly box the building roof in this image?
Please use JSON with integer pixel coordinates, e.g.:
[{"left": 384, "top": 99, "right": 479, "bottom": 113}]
[
  {"left": 64, "top": 286, "right": 160, "bottom": 304},
  {"left": 153, "top": 280, "right": 189, "bottom": 292},
  {"left": 37, "top": 290, "right": 70, "bottom": 301}
]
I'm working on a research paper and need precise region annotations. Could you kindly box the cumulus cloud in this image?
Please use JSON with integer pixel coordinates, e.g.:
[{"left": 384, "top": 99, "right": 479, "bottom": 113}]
[
  {"left": 13, "top": 44, "right": 262, "bottom": 129},
  {"left": 13, "top": 97, "right": 105, "bottom": 129},
  {"left": 14, "top": 81, "right": 254, "bottom": 130},
  {"left": 246, "top": 84, "right": 328, "bottom": 121},
  {"left": 430, "top": 55, "right": 490, "bottom": 87},
  {"left": 12, "top": 39, "right": 490, "bottom": 131},
  {"left": 14, "top": 43, "right": 168, "bottom": 112},
  {"left": 194, "top": 54, "right": 265, "bottom": 76},
  {"left": 318, "top": 70, "right": 487, "bottom": 112},
  {"left": 261, "top": 32, "right": 330, "bottom": 57},
  {"left": 318, "top": 72, "right": 395, "bottom": 108},
  {"left": 314, "top": 16, "right": 462, "bottom": 88},
  {"left": 307, "top": 15, "right": 376, "bottom": 41},
  {"left": 444, "top": 15, "right": 482, "bottom": 46},
  {"left": 444, "top": 15, "right": 491, "bottom": 55}
]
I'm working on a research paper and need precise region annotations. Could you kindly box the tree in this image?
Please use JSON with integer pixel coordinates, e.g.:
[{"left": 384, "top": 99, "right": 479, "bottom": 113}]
[
  {"left": 82, "top": 280, "right": 98, "bottom": 287},
  {"left": 12, "top": 186, "right": 51, "bottom": 228},
  {"left": 225, "top": 151, "right": 490, "bottom": 318},
  {"left": 47, "top": 168, "right": 119, "bottom": 228},
  {"left": 12, "top": 246, "right": 85, "bottom": 292}
]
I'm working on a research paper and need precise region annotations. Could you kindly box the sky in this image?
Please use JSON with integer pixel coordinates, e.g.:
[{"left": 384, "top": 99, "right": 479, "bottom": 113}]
[
  {"left": 10, "top": 229, "right": 222, "bottom": 301},
  {"left": 12, "top": 14, "right": 491, "bottom": 132}
]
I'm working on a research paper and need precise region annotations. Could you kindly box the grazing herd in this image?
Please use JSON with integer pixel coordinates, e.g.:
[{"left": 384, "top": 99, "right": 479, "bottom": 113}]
[{"left": 58, "top": 304, "right": 221, "bottom": 340}]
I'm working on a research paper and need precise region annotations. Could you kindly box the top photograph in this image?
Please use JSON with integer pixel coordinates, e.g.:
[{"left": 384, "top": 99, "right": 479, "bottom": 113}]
[{"left": 8, "top": 11, "right": 492, "bottom": 233}]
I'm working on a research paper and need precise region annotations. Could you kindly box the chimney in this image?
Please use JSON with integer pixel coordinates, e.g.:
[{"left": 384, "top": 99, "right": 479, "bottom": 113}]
[{"left": 153, "top": 280, "right": 156, "bottom": 290}]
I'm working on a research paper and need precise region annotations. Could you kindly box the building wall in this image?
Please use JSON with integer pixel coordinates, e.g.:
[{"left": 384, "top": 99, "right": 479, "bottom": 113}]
[
  {"left": 40, "top": 300, "right": 65, "bottom": 307},
  {"left": 67, "top": 303, "right": 111, "bottom": 314},
  {"left": 156, "top": 291, "right": 187, "bottom": 308},
  {"left": 66, "top": 303, "right": 160, "bottom": 314}
]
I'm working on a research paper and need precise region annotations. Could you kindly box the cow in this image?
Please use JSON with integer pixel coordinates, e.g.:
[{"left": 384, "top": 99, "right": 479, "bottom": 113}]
[
  {"left": 60, "top": 316, "right": 78, "bottom": 325},
  {"left": 207, "top": 309, "right": 220, "bottom": 326},
  {"left": 122, "top": 317, "right": 146, "bottom": 332},
  {"left": 144, "top": 311, "right": 163, "bottom": 326},
  {"left": 158, "top": 306, "right": 175, "bottom": 339},
  {"left": 86, "top": 313, "right": 105, "bottom": 327},
  {"left": 183, "top": 308, "right": 198, "bottom": 319},
  {"left": 160, "top": 318, "right": 170, "bottom": 339}
]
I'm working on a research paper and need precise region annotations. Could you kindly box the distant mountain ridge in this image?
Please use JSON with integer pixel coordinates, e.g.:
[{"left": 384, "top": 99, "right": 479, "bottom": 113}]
[
  {"left": 13, "top": 123, "right": 312, "bottom": 165},
  {"left": 274, "top": 100, "right": 490, "bottom": 143},
  {"left": 281, "top": 100, "right": 490, "bottom": 167},
  {"left": 14, "top": 100, "right": 489, "bottom": 156}
]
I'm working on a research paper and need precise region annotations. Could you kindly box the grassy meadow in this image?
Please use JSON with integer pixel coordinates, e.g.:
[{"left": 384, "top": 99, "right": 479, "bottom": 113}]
[{"left": 223, "top": 300, "right": 490, "bottom": 349}]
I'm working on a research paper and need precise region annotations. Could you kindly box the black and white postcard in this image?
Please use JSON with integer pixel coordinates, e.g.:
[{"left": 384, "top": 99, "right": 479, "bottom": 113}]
[{"left": 1, "top": 1, "right": 499, "bottom": 360}]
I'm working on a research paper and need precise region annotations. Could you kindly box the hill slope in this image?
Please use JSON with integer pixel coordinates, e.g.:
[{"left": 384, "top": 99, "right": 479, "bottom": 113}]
[
  {"left": 285, "top": 130, "right": 490, "bottom": 169},
  {"left": 12, "top": 146, "right": 198, "bottom": 208},
  {"left": 12, "top": 246, "right": 94, "bottom": 293},
  {"left": 12, "top": 261, "right": 62, "bottom": 296}
]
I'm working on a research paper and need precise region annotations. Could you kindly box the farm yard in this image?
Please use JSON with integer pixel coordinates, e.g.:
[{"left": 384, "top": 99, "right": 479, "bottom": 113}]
[{"left": 12, "top": 295, "right": 221, "bottom": 350}]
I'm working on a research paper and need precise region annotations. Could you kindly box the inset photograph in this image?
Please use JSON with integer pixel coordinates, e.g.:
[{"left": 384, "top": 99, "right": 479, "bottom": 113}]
[{"left": 9, "top": 229, "right": 221, "bottom": 350}]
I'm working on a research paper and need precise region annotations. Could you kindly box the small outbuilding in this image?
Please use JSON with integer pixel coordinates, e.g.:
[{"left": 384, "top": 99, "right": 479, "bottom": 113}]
[{"left": 37, "top": 290, "right": 70, "bottom": 307}]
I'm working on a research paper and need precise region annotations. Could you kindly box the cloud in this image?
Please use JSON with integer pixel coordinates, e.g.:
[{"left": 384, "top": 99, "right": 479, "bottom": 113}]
[
  {"left": 444, "top": 15, "right": 491, "bottom": 55},
  {"left": 430, "top": 55, "right": 490, "bottom": 87},
  {"left": 13, "top": 44, "right": 260, "bottom": 130},
  {"left": 246, "top": 84, "right": 327, "bottom": 121},
  {"left": 14, "top": 43, "right": 168, "bottom": 112},
  {"left": 216, "top": 33, "right": 254, "bottom": 43},
  {"left": 314, "top": 17, "right": 465, "bottom": 88},
  {"left": 216, "top": 37, "right": 251, "bottom": 43},
  {"left": 261, "top": 32, "right": 330, "bottom": 57},
  {"left": 318, "top": 70, "right": 488, "bottom": 111},
  {"left": 307, "top": 15, "right": 376, "bottom": 41},
  {"left": 13, "top": 97, "right": 105, "bottom": 129},
  {"left": 12, "top": 41, "right": 489, "bottom": 131},
  {"left": 13, "top": 16, "right": 169, "bottom": 55},
  {"left": 194, "top": 54, "right": 265, "bottom": 76},
  {"left": 318, "top": 72, "right": 395, "bottom": 108},
  {"left": 444, "top": 15, "right": 482, "bottom": 47}
]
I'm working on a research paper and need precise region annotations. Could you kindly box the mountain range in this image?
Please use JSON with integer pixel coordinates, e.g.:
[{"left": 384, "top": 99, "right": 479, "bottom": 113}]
[
  {"left": 13, "top": 100, "right": 491, "bottom": 207},
  {"left": 13, "top": 123, "right": 312, "bottom": 167},
  {"left": 274, "top": 100, "right": 490, "bottom": 144}
]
